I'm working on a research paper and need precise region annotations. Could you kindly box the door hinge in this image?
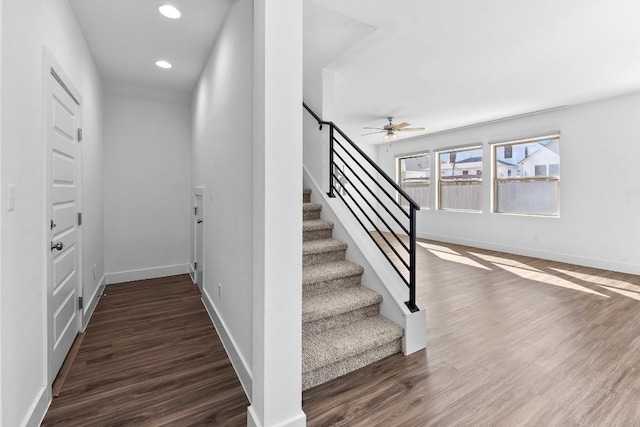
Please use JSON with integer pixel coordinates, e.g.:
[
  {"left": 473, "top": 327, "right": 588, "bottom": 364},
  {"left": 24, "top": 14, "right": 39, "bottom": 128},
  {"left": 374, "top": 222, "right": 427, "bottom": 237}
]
[
  {"left": 78, "top": 296, "right": 83, "bottom": 310},
  {"left": 194, "top": 262, "right": 197, "bottom": 270},
  {"left": 78, "top": 212, "right": 83, "bottom": 226},
  {"left": 77, "top": 128, "right": 83, "bottom": 142},
  {"left": 194, "top": 206, "right": 197, "bottom": 216}
]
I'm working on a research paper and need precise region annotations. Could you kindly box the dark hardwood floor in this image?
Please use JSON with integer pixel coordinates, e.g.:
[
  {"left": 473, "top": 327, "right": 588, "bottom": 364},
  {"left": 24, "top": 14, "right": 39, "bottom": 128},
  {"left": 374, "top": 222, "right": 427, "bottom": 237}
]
[
  {"left": 42, "top": 275, "right": 248, "bottom": 426},
  {"left": 43, "top": 239, "right": 640, "bottom": 426},
  {"left": 303, "top": 237, "right": 640, "bottom": 426}
]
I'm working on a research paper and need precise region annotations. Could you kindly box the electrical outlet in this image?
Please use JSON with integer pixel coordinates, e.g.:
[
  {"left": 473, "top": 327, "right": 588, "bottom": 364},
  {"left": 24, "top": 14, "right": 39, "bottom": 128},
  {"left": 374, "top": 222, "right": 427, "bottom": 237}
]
[{"left": 218, "top": 283, "right": 222, "bottom": 298}]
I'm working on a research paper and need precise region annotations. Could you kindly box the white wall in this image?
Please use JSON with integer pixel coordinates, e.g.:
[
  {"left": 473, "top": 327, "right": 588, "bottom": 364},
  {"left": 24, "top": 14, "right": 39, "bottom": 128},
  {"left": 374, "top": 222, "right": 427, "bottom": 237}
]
[
  {"left": 104, "top": 91, "right": 191, "bottom": 283},
  {"left": 0, "top": 0, "right": 104, "bottom": 425},
  {"left": 0, "top": 0, "right": 4, "bottom": 421},
  {"left": 192, "top": 0, "right": 255, "bottom": 392},
  {"left": 377, "top": 92, "right": 640, "bottom": 275},
  {"left": 193, "top": 1, "right": 305, "bottom": 425}
]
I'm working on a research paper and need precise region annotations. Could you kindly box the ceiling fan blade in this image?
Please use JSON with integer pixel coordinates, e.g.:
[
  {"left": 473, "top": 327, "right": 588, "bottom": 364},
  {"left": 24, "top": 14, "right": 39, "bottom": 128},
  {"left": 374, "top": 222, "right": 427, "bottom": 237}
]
[
  {"left": 397, "top": 127, "right": 426, "bottom": 132},
  {"left": 362, "top": 127, "right": 385, "bottom": 130},
  {"left": 391, "top": 122, "right": 410, "bottom": 130},
  {"left": 362, "top": 131, "right": 386, "bottom": 136}
]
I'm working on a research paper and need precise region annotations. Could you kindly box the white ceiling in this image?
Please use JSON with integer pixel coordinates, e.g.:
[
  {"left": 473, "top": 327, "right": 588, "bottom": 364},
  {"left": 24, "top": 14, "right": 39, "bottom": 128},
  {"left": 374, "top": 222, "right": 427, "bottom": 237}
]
[
  {"left": 307, "top": 0, "right": 640, "bottom": 143},
  {"left": 69, "top": 0, "right": 233, "bottom": 95},
  {"left": 69, "top": 0, "right": 640, "bottom": 143}
]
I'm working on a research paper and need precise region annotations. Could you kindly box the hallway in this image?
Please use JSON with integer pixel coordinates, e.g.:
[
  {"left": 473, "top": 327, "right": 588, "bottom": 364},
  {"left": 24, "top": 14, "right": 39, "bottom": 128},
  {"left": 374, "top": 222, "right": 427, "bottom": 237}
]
[{"left": 42, "top": 275, "right": 248, "bottom": 426}]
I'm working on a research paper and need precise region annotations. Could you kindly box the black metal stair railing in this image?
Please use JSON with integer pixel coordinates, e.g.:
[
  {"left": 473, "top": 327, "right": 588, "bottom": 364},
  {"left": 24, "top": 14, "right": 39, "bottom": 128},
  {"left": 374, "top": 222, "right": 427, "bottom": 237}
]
[{"left": 303, "top": 102, "right": 421, "bottom": 312}]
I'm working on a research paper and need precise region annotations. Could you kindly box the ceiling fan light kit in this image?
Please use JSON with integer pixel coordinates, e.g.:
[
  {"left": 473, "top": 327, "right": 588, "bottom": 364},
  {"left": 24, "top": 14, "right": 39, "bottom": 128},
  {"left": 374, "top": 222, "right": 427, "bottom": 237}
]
[{"left": 383, "top": 131, "right": 397, "bottom": 141}]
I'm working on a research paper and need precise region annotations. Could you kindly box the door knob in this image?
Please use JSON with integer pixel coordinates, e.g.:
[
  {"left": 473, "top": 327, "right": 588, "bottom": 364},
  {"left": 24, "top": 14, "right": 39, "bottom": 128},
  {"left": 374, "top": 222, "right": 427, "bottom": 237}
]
[
  {"left": 197, "top": 220, "right": 203, "bottom": 224},
  {"left": 51, "top": 241, "right": 64, "bottom": 251}
]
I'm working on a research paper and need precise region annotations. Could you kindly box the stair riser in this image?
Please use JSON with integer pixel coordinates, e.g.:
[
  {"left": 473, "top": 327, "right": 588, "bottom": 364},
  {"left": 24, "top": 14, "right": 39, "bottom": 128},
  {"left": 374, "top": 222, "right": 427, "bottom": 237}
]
[
  {"left": 303, "top": 274, "right": 362, "bottom": 297},
  {"left": 303, "top": 209, "right": 322, "bottom": 221},
  {"left": 303, "top": 229, "right": 333, "bottom": 241},
  {"left": 302, "top": 339, "right": 402, "bottom": 390},
  {"left": 303, "top": 249, "right": 346, "bottom": 267},
  {"left": 303, "top": 193, "right": 311, "bottom": 203},
  {"left": 303, "top": 304, "right": 379, "bottom": 336}
]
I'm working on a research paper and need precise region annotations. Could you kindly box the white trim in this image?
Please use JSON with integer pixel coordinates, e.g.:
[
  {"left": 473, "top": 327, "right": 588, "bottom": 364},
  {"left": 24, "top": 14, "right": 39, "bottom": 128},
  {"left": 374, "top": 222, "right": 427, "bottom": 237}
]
[
  {"left": 23, "top": 385, "right": 49, "bottom": 427},
  {"left": 489, "top": 132, "right": 560, "bottom": 146},
  {"left": 105, "top": 264, "right": 190, "bottom": 284},
  {"left": 433, "top": 142, "right": 483, "bottom": 155},
  {"left": 82, "top": 274, "right": 106, "bottom": 331},
  {"left": 395, "top": 149, "right": 431, "bottom": 159},
  {"left": 188, "top": 263, "right": 196, "bottom": 283},
  {"left": 201, "top": 288, "right": 253, "bottom": 400},
  {"left": 417, "top": 231, "right": 640, "bottom": 276},
  {"left": 247, "top": 406, "right": 306, "bottom": 427}
]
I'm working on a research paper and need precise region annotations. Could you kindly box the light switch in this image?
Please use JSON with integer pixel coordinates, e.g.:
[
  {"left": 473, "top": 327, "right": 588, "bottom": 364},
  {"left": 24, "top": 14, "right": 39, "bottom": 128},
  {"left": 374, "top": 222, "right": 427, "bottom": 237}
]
[{"left": 7, "top": 184, "right": 16, "bottom": 211}]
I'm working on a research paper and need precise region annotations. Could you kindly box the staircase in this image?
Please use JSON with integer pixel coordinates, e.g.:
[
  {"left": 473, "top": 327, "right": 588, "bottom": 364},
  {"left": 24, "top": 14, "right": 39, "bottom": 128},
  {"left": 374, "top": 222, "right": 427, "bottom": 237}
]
[{"left": 302, "top": 187, "right": 404, "bottom": 390}]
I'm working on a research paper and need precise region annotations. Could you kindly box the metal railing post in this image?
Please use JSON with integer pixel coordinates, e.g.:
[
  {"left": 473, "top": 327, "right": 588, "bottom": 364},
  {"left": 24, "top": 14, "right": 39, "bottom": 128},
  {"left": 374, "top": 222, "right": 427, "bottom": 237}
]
[
  {"left": 328, "top": 126, "right": 335, "bottom": 198},
  {"left": 406, "top": 206, "right": 418, "bottom": 312}
]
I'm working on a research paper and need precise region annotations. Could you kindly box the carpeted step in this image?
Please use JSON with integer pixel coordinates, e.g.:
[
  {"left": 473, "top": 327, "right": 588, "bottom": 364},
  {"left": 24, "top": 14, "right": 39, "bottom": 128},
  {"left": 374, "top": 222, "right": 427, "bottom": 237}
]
[
  {"left": 303, "top": 286, "right": 382, "bottom": 336},
  {"left": 303, "top": 203, "right": 323, "bottom": 221},
  {"left": 303, "top": 219, "right": 334, "bottom": 241},
  {"left": 303, "top": 260, "right": 363, "bottom": 297},
  {"left": 302, "top": 316, "right": 403, "bottom": 390},
  {"left": 303, "top": 188, "right": 312, "bottom": 203},
  {"left": 303, "top": 238, "right": 348, "bottom": 266}
]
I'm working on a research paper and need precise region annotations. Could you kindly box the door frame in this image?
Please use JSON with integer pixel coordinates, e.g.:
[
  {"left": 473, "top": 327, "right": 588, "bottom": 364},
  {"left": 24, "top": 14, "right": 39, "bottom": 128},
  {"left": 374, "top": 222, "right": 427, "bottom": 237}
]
[
  {"left": 193, "top": 187, "right": 205, "bottom": 290},
  {"left": 42, "top": 48, "right": 83, "bottom": 388}
]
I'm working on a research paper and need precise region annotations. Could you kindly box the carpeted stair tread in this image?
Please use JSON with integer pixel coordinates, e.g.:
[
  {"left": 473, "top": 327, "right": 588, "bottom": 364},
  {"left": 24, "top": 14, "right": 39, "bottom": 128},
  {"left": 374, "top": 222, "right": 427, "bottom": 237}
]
[
  {"left": 303, "top": 260, "right": 363, "bottom": 286},
  {"left": 302, "top": 238, "right": 348, "bottom": 256},
  {"left": 303, "top": 203, "right": 322, "bottom": 212},
  {"left": 302, "top": 316, "right": 403, "bottom": 373},
  {"left": 302, "top": 286, "right": 382, "bottom": 323},
  {"left": 302, "top": 219, "right": 334, "bottom": 232}
]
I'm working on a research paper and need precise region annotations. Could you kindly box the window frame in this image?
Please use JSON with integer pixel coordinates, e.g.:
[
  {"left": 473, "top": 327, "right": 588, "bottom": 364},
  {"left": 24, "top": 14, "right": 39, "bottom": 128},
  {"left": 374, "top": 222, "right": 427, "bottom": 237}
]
[
  {"left": 436, "top": 145, "right": 483, "bottom": 213},
  {"left": 396, "top": 151, "right": 431, "bottom": 209},
  {"left": 492, "top": 134, "right": 560, "bottom": 217}
]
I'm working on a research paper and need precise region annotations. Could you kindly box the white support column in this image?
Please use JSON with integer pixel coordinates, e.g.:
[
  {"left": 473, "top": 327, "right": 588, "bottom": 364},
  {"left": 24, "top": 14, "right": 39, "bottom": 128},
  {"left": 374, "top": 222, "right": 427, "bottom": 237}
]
[{"left": 250, "top": 0, "right": 305, "bottom": 426}]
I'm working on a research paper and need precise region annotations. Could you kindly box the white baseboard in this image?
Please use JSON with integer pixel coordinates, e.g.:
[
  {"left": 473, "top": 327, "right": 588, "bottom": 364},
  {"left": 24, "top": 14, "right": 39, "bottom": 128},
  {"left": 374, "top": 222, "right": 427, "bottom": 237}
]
[
  {"left": 418, "top": 232, "right": 640, "bottom": 276},
  {"left": 189, "top": 263, "right": 195, "bottom": 283},
  {"left": 24, "top": 385, "right": 49, "bottom": 427},
  {"left": 201, "top": 288, "right": 253, "bottom": 401},
  {"left": 82, "top": 274, "right": 106, "bottom": 330},
  {"left": 247, "top": 406, "right": 306, "bottom": 427},
  {"left": 105, "top": 264, "right": 190, "bottom": 284}
]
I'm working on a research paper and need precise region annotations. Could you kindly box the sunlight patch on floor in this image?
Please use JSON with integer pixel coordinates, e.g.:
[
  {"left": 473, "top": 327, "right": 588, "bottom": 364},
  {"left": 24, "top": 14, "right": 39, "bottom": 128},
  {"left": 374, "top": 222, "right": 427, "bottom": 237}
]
[
  {"left": 427, "top": 249, "right": 492, "bottom": 270},
  {"left": 469, "top": 252, "right": 541, "bottom": 272},
  {"left": 597, "top": 285, "right": 640, "bottom": 301},
  {"left": 550, "top": 268, "right": 640, "bottom": 293},
  {"left": 496, "top": 264, "right": 610, "bottom": 298},
  {"left": 418, "top": 241, "right": 460, "bottom": 255}
]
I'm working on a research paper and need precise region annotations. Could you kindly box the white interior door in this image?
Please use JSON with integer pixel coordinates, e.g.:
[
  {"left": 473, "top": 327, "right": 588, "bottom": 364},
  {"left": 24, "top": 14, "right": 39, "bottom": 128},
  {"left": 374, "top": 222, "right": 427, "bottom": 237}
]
[
  {"left": 47, "top": 69, "right": 81, "bottom": 384},
  {"left": 195, "top": 194, "right": 204, "bottom": 290}
]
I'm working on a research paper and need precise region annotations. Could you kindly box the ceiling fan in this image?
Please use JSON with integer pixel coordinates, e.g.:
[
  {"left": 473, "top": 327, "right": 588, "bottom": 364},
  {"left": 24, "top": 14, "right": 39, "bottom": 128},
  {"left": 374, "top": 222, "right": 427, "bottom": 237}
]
[{"left": 362, "top": 117, "right": 425, "bottom": 141}]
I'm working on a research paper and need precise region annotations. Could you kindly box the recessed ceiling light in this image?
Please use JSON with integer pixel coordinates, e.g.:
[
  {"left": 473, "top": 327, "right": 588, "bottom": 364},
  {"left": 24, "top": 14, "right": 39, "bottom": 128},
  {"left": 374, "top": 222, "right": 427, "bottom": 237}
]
[
  {"left": 158, "top": 4, "right": 181, "bottom": 19},
  {"left": 155, "top": 60, "right": 172, "bottom": 69}
]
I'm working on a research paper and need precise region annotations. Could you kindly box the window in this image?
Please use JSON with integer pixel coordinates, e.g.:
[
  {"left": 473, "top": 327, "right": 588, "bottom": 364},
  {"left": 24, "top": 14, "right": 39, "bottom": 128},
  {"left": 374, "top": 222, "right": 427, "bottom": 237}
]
[
  {"left": 437, "top": 146, "right": 482, "bottom": 211},
  {"left": 493, "top": 135, "right": 560, "bottom": 216},
  {"left": 398, "top": 153, "right": 430, "bottom": 208}
]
